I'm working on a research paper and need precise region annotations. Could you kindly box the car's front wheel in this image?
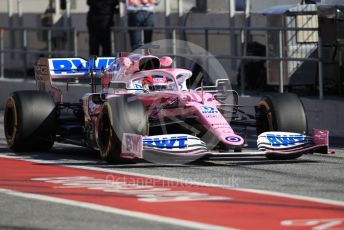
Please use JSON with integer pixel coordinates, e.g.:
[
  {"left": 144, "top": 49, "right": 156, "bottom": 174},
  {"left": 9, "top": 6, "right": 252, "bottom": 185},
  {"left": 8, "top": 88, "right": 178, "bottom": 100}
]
[
  {"left": 97, "top": 96, "right": 148, "bottom": 164},
  {"left": 256, "top": 93, "right": 307, "bottom": 135}
]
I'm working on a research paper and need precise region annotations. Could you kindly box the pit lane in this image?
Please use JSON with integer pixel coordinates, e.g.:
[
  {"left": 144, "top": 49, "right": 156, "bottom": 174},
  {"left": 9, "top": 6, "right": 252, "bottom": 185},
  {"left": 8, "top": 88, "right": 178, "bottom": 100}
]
[{"left": 0, "top": 111, "right": 343, "bottom": 230}]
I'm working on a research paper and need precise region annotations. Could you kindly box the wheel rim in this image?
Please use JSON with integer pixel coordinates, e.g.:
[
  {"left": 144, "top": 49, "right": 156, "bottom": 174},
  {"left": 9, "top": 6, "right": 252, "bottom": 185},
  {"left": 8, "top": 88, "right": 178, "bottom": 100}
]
[
  {"left": 4, "top": 97, "right": 18, "bottom": 145},
  {"left": 258, "top": 100, "right": 274, "bottom": 131}
]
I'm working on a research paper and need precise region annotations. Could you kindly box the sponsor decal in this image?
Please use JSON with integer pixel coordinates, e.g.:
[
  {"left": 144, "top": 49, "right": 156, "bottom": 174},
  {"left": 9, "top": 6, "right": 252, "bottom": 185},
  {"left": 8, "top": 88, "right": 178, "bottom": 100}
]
[
  {"left": 50, "top": 58, "right": 115, "bottom": 75},
  {"left": 122, "top": 134, "right": 143, "bottom": 158},
  {"left": 201, "top": 106, "right": 219, "bottom": 114},
  {"left": 211, "top": 123, "right": 228, "bottom": 126},
  {"left": 143, "top": 136, "right": 187, "bottom": 149},
  {"left": 266, "top": 134, "right": 305, "bottom": 147},
  {"left": 134, "top": 83, "right": 143, "bottom": 89},
  {"left": 211, "top": 123, "right": 230, "bottom": 127},
  {"left": 225, "top": 136, "right": 242, "bottom": 142},
  {"left": 205, "top": 114, "right": 219, "bottom": 118},
  {"left": 257, "top": 132, "right": 312, "bottom": 150},
  {"left": 213, "top": 126, "right": 231, "bottom": 130}
]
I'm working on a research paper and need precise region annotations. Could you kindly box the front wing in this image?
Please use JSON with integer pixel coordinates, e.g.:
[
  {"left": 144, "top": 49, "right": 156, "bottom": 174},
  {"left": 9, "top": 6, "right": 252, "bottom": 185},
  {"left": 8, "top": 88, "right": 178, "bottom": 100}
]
[{"left": 120, "top": 129, "right": 332, "bottom": 164}]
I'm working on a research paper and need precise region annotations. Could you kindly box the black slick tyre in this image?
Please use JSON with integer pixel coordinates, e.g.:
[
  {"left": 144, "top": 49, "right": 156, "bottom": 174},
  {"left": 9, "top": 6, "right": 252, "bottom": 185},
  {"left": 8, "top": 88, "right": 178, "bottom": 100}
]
[
  {"left": 256, "top": 93, "right": 307, "bottom": 135},
  {"left": 4, "top": 90, "right": 57, "bottom": 152},
  {"left": 98, "top": 96, "right": 147, "bottom": 164}
]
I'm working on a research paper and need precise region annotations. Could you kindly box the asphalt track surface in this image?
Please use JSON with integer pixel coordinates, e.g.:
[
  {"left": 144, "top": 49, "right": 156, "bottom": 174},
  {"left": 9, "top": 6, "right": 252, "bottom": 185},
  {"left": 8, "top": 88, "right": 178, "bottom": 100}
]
[{"left": 0, "top": 111, "right": 343, "bottom": 230}]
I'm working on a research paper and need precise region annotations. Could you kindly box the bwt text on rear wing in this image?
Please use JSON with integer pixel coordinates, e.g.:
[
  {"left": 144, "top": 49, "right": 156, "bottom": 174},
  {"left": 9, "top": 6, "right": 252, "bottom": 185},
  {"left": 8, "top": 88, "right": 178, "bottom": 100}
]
[{"left": 34, "top": 57, "right": 116, "bottom": 79}]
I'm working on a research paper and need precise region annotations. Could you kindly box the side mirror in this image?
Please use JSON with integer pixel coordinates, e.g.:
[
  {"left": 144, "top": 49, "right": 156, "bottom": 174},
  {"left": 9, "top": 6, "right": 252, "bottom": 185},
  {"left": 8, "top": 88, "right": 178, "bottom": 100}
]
[{"left": 216, "top": 79, "right": 230, "bottom": 91}]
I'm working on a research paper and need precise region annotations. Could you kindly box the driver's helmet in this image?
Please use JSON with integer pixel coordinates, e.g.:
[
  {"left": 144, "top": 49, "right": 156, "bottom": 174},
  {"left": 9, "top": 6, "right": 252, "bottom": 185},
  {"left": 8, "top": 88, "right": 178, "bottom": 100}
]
[{"left": 142, "top": 75, "right": 168, "bottom": 91}]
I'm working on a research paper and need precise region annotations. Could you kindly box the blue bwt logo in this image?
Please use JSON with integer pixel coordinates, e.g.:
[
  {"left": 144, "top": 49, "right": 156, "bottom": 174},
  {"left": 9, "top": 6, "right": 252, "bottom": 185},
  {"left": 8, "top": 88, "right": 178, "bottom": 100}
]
[
  {"left": 201, "top": 106, "right": 219, "bottom": 114},
  {"left": 51, "top": 58, "right": 115, "bottom": 75},
  {"left": 267, "top": 134, "right": 305, "bottom": 147},
  {"left": 143, "top": 136, "right": 188, "bottom": 149}
]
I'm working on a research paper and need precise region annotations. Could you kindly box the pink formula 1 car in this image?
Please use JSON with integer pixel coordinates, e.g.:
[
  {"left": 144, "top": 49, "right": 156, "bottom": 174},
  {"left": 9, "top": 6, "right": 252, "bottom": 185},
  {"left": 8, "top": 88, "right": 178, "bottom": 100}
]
[{"left": 3, "top": 50, "right": 331, "bottom": 164}]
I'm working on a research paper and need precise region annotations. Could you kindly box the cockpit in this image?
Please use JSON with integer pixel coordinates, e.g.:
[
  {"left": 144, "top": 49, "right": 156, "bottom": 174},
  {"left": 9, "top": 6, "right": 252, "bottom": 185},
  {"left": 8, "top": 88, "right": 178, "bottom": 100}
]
[{"left": 129, "top": 69, "right": 192, "bottom": 92}]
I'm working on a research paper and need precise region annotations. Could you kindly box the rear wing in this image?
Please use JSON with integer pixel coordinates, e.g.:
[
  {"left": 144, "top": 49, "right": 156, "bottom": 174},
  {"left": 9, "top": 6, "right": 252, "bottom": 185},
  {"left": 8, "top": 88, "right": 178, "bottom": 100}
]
[
  {"left": 34, "top": 57, "right": 115, "bottom": 80},
  {"left": 34, "top": 57, "right": 115, "bottom": 103}
]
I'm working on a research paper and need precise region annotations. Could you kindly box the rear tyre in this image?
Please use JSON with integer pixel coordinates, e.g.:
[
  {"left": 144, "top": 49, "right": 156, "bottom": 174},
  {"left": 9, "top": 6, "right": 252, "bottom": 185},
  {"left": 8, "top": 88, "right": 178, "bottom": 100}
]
[
  {"left": 4, "top": 91, "right": 57, "bottom": 152},
  {"left": 256, "top": 93, "right": 307, "bottom": 160},
  {"left": 98, "top": 96, "right": 147, "bottom": 164}
]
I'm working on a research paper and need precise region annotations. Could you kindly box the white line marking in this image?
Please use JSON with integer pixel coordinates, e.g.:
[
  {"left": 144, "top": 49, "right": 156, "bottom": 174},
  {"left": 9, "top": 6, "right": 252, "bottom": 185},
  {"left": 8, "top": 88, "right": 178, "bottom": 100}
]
[
  {"left": 233, "top": 188, "right": 344, "bottom": 207},
  {"left": 1, "top": 154, "right": 344, "bottom": 207},
  {"left": 0, "top": 188, "right": 236, "bottom": 230},
  {"left": 281, "top": 218, "right": 344, "bottom": 230}
]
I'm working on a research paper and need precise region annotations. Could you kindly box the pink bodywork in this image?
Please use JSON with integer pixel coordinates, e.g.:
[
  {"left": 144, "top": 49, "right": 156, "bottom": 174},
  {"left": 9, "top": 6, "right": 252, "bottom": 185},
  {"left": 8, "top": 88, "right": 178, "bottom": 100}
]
[{"left": 104, "top": 62, "right": 244, "bottom": 148}]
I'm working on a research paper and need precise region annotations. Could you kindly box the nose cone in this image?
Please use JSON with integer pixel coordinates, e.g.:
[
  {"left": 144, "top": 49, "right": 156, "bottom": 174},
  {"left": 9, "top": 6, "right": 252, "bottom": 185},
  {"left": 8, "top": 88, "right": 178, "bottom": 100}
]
[{"left": 221, "top": 134, "right": 244, "bottom": 146}]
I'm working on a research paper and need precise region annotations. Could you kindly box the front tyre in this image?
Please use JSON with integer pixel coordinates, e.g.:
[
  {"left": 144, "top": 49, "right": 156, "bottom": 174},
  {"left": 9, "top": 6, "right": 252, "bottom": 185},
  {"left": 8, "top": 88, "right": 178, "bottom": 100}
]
[
  {"left": 4, "top": 91, "right": 57, "bottom": 152},
  {"left": 256, "top": 93, "right": 307, "bottom": 135},
  {"left": 97, "top": 96, "right": 147, "bottom": 164},
  {"left": 98, "top": 106, "right": 120, "bottom": 163}
]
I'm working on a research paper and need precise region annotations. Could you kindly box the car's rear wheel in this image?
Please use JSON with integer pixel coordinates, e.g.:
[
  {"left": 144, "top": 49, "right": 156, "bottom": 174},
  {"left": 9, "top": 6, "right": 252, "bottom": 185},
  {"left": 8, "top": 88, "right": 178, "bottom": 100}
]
[
  {"left": 4, "top": 91, "right": 57, "bottom": 152},
  {"left": 256, "top": 93, "right": 307, "bottom": 160},
  {"left": 98, "top": 96, "right": 148, "bottom": 164}
]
